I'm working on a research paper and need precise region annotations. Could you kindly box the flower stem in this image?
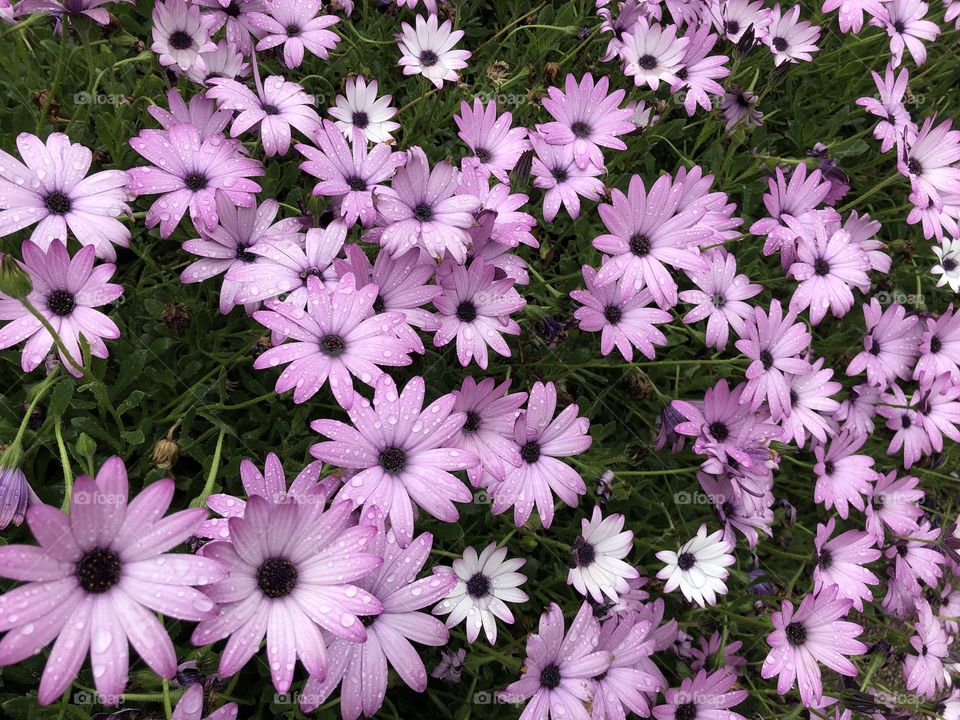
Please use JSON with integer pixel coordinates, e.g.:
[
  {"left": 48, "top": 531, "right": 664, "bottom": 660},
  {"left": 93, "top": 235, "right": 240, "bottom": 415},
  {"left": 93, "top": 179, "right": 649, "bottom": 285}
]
[
  {"left": 5, "top": 369, "right": 60, "bottom": 458},
  {"left": 191, "top": 427, "right": 227, "bottom": 508},
  {"left": 36, "top": 21, "right": 69, "bottom": 134},
  {"left": 55, "top": 418, "right": 73, "bottom": 512},
  {"left": 162, "top": 679, "right": 172, "bottom": 720}
]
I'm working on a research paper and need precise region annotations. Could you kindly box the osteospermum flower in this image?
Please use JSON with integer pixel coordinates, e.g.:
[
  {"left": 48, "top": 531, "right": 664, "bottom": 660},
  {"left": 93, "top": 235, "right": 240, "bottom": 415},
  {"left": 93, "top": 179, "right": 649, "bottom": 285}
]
[
  {"left": 206, "top": 73, "right": 321, "bottom": 157},
  {"left": 813, "top": 430, "right": 877, "bottom": 518},
  {"left": 171, "top": 683, "right": 237, "bottom": 720},
  {"left": 194, "top": 0, "right": 262, "bottom": 55},
  {"left": 0, "top": 463, "right": 30, "bottom": 530},
  {"left": 491, "top": 381, "right": 592, "bottom": 529},
  {"left": 147, "top": 88, "right": 231, "bottom": 142},
  {"left": 251, "top": 273, "right": 413, "bottom": 407},
  {"left": 192, "top": 498, "right": 383, "bottom": 694},
  {"left": 592, "top": 612, "right": 663, "bottom": 719},
  {"left": 915, "top": 304, "right": 960, "bottom": 383},
  {"left": 856, "top": 63, "right": 912, "bottom": 153},
  {"left": 433, "top": 542, "right": 528, "bottom": 644},
  {"left": 151, "top": 0, "right": 217, "bottom": 71},
  {"left": 653, "top": 668, "right": 748, "bottom": 720},
  {"left": 779, "top": 357, "right": 841, "bottom": 446},
  {"left": 680, "top": 251, "right": 762, "bottom": 350},
  {"left": 397, "top": 13, "right": 471, "bottom": 88},
  {"left": 0, "top": 457, "right": 225, "bottom": 704},
  {"left": 455, "top": 97, "right": 530, "bottom": 182},
  {"left": 720, "top": 85, "right": 763, "bottom": 130},
  {"left": 329, "top": 76, "right": 400, "bottom": 144},
  {"left": 0, "top": 132, "right": 130, "bottom": 260},
  {"left": 619, "top": 18, "right": 689, "bottom": 90},
  {"left": 865, "top": 470, "right": 923, "bottom": 543},
  {"left": 567, "top": 506, "right": 639, "bottom": 603},
  {"left": 673, "top": 26, "right": 730, "bottom": 116},
  {"left": 433, "top": 258, "right": 525, "bottom": 369},
  {"left": 500, "top": 602, "right": 611, "bottom": 720},
  {"left": 127, "top": 123, "right": 263, "bottom": 238},
  {"left": 872, "top": 0, "right": 939, "bottom": 67},
  {"left": 0, "top": 241, "right": 122, "bottom": 376},
  {"left": 536, "top": 73, "right": 635, "bottom": 171},
  {"left": 813, "top": 518, "right": 881, "bottom": 611},
  {"left": 530, "top": 133, "right": 604, "bottom": 223},
  {"left": 299, "top": 530, "right": 456, "bottom": 719},
  {"left": 18, "top": 0, "right": 132, "bottom": 25},
  {"left": 899, "top": 117, "right": 960, "bottom": 210},
  {"left": 656, "top": 524, "right": 735, "bottom": 607},
  {"left": 846, "top": 299, "right": 920, "bottom": 388},
  {"left": 185, "top": 39, "right": 249, "bottom": 86},
  {"left": 249, "top": 0, "right": 339, "bottom": 69},
  {"left": 310, "top": 374, "right": 479, "bottom": 546},
  {"left": 571, "top": 265, "right": 671, "bottom": 361},
  {"left": 932, "top": 237, "right": 960, "bottom": 292},
  {"left": 821, "top": 0, "right": 884, "bottom": 32},
  {"left": 765, "top": 4, "right": 821, "bottom": 65},
  {"left": 903, "top": 599, "right": 949, "bottom": 699}
]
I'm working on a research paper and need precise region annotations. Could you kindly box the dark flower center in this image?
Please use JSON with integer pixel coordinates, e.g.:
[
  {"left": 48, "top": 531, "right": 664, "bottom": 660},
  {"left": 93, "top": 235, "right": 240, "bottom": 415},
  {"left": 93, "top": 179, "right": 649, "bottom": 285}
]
[
  {"left": 896, "top": 543, "right": 908, "bottom": 557},
  {"left": 352, "top": 111, "right": 369, "bottom": 129},
  {"left": 44, "top": 190, "right": 72, "bottom": 215},
  {"left": 520, "top": 441, "right": 541, "bottom": 464},
  {"left": 570, "top": 536, "right": 596, "bottom": 567},
  {"left": 869, "top": 337, "right": 881, "bottom": 355},
  {"left": 725, "top": 19, "right": 740, "bottom": 34},
  {"left": 720, "top": 500, "right": 735, "bottom": 517},
  {"left": 236, "top": 246, "right": 257, "bottom": 263},
  {"left": 379, "top": 446, "right": 407, "bottom": 474},
  {"left": 907, "top": 157, "right": 921, "bottom": 175},
  {"left": 676, "top": 703, "right": 698, "bottom": 720},
  {"left": 772, "top": 36, "right": 788, "bottom": 52},
  {"left": 712, "top": 293, "right": 726, "bottom": 308},
  {"left": 456, "top": 301, "right": 478, "bottom": 322},
  {"left": 373, "top": 294, "right": 385, "bottom": 313},
  {"left": 785, "top": 621, "right": 807, "bottom": 646},
  {"left": 185, "top": 172, "right": 208, "bottom": 192},
  {"left": 466, "top": 572, "right": 491, "bottom": 598},
  {"left": 638, "top": 54, "right": 657, "bottom": 70},
  {"left": 261, "top": 103, "right": 279, "bottom": 115},
  {"left": 414, "top": 203, "right": 433, "bottom": 222},
  {"left": 539, "top": 663, "right": 561, "bottom": 689},
  {"left": 813, "top": 258, "right": 830, "bottom": 276},
  {"left": 571, "top": 121, "right": 591, "bottom": 138},
  {"left": 823, "top": 460, "right": 835, "bottom": 475},
  {"left": 47, "top": 289, "right": 76, "bottom": 317},
  {"left": 759, "top": 349, "right": 774, "bottom": 370},
  {"left": 789, "top": 388, "right": 799, "bottom": 407},
  {"left": 257, "top": 557, "right": 298, "bottom": 598},
  {"left": 358, "top": 614, "right": 377, "bottom": 627},
  {"left": 677, "top": 551, "right": 697, "bottom": 571},
  {"left": 320, "top": 334, "right": 346, "bottom": 356},
  {"left": 223, "top": 1, "right": 241, "bottom": 18},
  {"left": 169, "top": 30, "right": 193, "bottom": 51},
  {"left": 603, "top": 305, "right": 622, "bottom": 324},
  {"left": 676, "top": 67, "right": 688, "bottom": 80},
  {"left": 709, "top": 421, "right": 729, "bottom": 441},
  {"left": 420, "top": 49, "right": 439, "bottom": 67},
  {"left": 901, "top": 414, "right": 912, "bottom": 429},
  {"left": 76, "top": 548, "right": 122, "bottom": 594},
  {"left": 930, "top": 336, "right": 942, "bottom": 354},
  {"left": 474, "top": 147, "right": 492, "bottom": 163},
  {"left": 943, "top": 258, "right": 958, "bottom": 272},
  {"left": 299, "top": 267, "right": 323, "bottom": 281},
  {"left": 629, "top": 234, "right": 651, "bottom": 256},
  {"left": 285, "top": 24, "right": 300, "bottom": 36},
  {"left": 463, "top": 410, "right": 482, "bottom": 432},
  {"left": 893, "top": 20, "right": 906, "bottom": 33},
  {"left": 552, "top": 167, "right": 568, "bottom": 182},
  {"left": 346, "top": 176, "right": 368, "bottom": 191},
  {"left": 817, "top": 548, "right": 832, "bottom": 568}
]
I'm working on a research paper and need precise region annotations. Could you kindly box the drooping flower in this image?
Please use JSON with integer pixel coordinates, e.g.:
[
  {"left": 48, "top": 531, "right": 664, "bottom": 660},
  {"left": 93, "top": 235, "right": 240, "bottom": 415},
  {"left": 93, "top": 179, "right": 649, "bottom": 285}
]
[
  {"left": 310, "top": 374, "right": 479, "bottom": 546},
  {"left": 396, "top": 13, "right": 471, "bottom": 88},
  {"left": 0, "top": 457, "right": 225, "bottom": 704},
  {"left": 855, "top": 63, "right": 913, "bottom": 153},
  {"left": 0, "top": 241, "right": 122, "bottom": 376},
  {"left": 903, "top": 599, "right": 949, "bottom": 699},
  {"left": 529, "top": 133, "right": 604, "bottom": 223},
  {"left": 194, "top": 0, "right": 262, "bottom": 55},
  {"left": 764, "top": 4, "right": 821, "bottom": 65},
  {"left": 249, "top": 0, "right": 339, "bottom": 69},
  {"left": 192, "top": 498, "right": 383, "bottom": 694},
  {"left": 567, "top": 506, "right": 639, "bottom": 603},
  {"left": 151, "top": 0, "right": 217, "bottom": 71},
  {"left": 719, "top": 85, "right": 764, "bottom": 130},
  {"left": 433, "top": 542, "right": 528, "bottom": 644},
  {"left": 813, "top": 518, "right": 881, "bottom": 611},
  {"left": 0, "top": 463, "right": 31, "bottom": 530},
  {"left": 656, "top": 524, "right": 735, "bottom": 607},
  {"left": 185, "top": 39, "right": 249, "bottom": 86},
  {"left": 673, "top": 26, "right": 730, "bottom": 116},
  {"left": 0, "top": 132, "right": 130, "bottom": 261},
  {"left": 455, "top": 97, "right": 530, "bottom": 182},
  {"left": 329, "top": 76, "right": 400, "bottom": 144},
  {"left": 689, "top": 630, "right": 746, "bottom": 673},
  {"left": 653, "top": 668, "right": 749, "bottom": 720},
  {"left": 679, "top": 251, "right": 762, "bottom": 350}
]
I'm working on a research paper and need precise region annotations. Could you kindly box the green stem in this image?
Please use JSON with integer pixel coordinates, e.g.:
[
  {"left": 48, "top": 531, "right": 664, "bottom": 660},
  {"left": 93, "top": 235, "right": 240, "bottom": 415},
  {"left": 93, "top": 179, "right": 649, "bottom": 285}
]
[
  {"left": 191, "top": 427, "right": 227, "bottom": 507},
  {"left": 36, "top": 22, "right": 69, "bottom": 134},
  {"left": 162, "top": 679, "right": 172, "bottom": 720},
  {"left": 55, "top": 419, "right": 74, "bottom": 512},
  {"left": 4, "top": 369, "right": 60, "bottom": 458},
  {"left": 838, "top": 173, "right": 903, "bottom": 213}
]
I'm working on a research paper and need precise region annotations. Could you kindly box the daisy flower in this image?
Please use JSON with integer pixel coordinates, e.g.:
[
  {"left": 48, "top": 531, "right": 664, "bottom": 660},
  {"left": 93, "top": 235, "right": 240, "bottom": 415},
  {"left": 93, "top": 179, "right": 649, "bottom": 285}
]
[
  {"left": 899, "top": 117, "right": 960, "bottom": 211},
  {"left": 455, "top": 97, "right": 530, "bottom": 182},
  {"left": 719, "top": 85, "right": 764, "bottom": 130},
  {"left": 570, "top": 265, "right": 672, "bottom": 361},
  {"left": 299, "top": 530, "right": 456, "bottom": 719},
  {"left": 490, "top": 381, "right": 592, "bottom": 529},
  {"left": 147, "top": 88, "right": 231, "bottom": 143},
  {"left": 764, "top": 4, "right": 821, "bottom": 65},
  {"left": 309, "top": 374, "right": 479, "bottom": 546},
  {"left": 656, "top": 524, "right": 735, "bottom": 608},
  {"left": 251, "top": 274, "right": 413, "bottom": 407},
  {"left": 127, "top": 123, "right": 263, "bottom": 238},
  {"left": 761, "top": 584, "right": 867, "bottom": 707},
  {"left": 653, "top": 669, "right": 748, "bottom": 720},
  {"left": 0, "top": 241, "right": 122, "bottom": 376},
  {"left": 592, "top": 612, "right": 663, "bottom": 719},
  {"left": 457, "top": 160, "right": 538, "bottom": 248},
  {"left": 567, "top": 506, "right": 639, "bottom": 603},
  {"left": 397, "top": 13, "right": 471, "bottom": 89},
  {"left": 249, "top": 0, "right": 339, "bottom": 69},
  {"left": 185, "top": 39, "right": 249, "bottom": 86},
  {"left": 329, "top": 76, "right": 400, "bottom": 144},
  {"left": 18, "top": 0, "right": 132, "bottom": 25},
  {"left": 813, "top": 518, "right": 881, "bottom": 611},
  {"left": 192, "top": 498, "right": 383, "bottom": 694},
  {"left": 750, "top": 163, "right": 831, "bottom": 261},
  {"left": 779, "top": 357, "right": 841, "bottom": 447},
  {"left": 813, "top": 430, "right": 877, "bottom": 518},
  {"left": 673, "top": 26, "right": 730, "bottom": 116},
  {"left": 0, "top": 463, "right": 30, "bottom": 530},
  {"left": 206, "top": 73, "right": 321, "bottom": 157},
  {"left": 433, "top": 258, "right": 525, "bottom": 368},
  {"left": 433, "top": 542, "right": 528, "bottom": 644},
  {"left": 821, "top": 0, "right": 885, "bottom": 33},
  {"left": 885, "top": 520, "right": 944, "bottom": 586},
  {"left": 536, "top": 73, "right": 635, "bottom": 171},
  {"left": 877, "top": 383, "right": 930, "bottom": 467},
  {"left": 915, "top": 304, "right": 960, "bottom": 383},
  {"left": 845, "top": 299, "right": 920, "bottom": 388},
  {"left": 0, "top": 132, "right": 130, "bottom": 261},
  {"left": 151, "top": 0, "right": 217, "bottom": 71},
  {"left": 713, "top": 0, "right": 772, "bottom": 41},
  {"left": 0, "top": 457, "right": 225, "bottom": 705},
  {"left": 855, "top": 63, "right": 913, "bottom": 153},
  {"left": 171, "top": 684, "right": 237, "bottom": 720},
  {"left": 932, "top": 237, "right": 960, "bottom": 292},
  {"left": 836, "top": 383, "right": 880, "bottom": 436},
  {"left": 194, "top": 0, "right": 262, "bottom": 56},
  {"left": 500, "top": 602, "right": 611, "bottom": 720},
  {"left": 619, "top": 18, "right": 689, "bottom": 90},
  {"left": 872, "top": 0, "right": 939, "bottom": 67},
  {"left": 689, "top": 631, "right": 746, "bottom": 673},
  {"left": 679, "top": 251, "right": 762, "bottom": 350},
  {"left": 529, "top": 133, "right": 604, "bottom": 222},
  {"left": 903, "top": 600, "right": 949, "bottom": 699}
]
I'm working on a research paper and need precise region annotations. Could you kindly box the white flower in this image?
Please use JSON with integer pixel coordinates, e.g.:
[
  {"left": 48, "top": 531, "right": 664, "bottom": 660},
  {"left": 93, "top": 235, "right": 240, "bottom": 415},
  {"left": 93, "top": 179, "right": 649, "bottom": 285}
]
[
  {"left": 433, "top": 543, "right": 527, "bottom": 644},
  {"left": 655, "top": 524, "right": 735, "bottom": 607},
  {"left": 566, "top": 506, "right": 639, "bottom": 603},
  {"left": 932, "top": 237, "right": 960, "bottom": 292},
  {"left": 328, "top": 76, "right": 400, "bottom": 145},
  {"left": 397, "top": 14, "right": 472, "bottom": 89}
]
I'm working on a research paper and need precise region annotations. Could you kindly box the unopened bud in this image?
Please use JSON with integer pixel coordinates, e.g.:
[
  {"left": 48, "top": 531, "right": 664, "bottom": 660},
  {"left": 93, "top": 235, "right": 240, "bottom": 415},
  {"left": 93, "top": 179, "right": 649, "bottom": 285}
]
[
  {"left": 151, "top": 438, "right": 180, "bottom": 470},
  {"left": 0, "top": 254, "right": 32, "bottom": 300}
]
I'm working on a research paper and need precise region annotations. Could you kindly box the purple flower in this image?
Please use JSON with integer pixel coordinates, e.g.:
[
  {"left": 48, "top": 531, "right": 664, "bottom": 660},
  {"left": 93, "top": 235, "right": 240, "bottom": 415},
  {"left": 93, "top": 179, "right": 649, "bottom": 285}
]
[
  {"left": 186, "top": 39, "right": 250, "bottom": 86},
  {"left": 300, "top": 530, "right": 456, "bottom": 719},
  {"left": 397, "top": 13, "right": 471, "bottom": 88},
  {"left": 455, "top": 97, "right": 530, "bottom": 182},
  {"left": 530, "top": 131, "right": 606, "bottom": 225},
  {"left": 679, "top": 251, "right": 761, "bottom": 350},
  {"left": 719, "top": 85, "right": 763, "bottom": 130},
  {"left": 620, "top": 18, "right": 689, "bottom": 89},
  {"left": 813, "top": 430, "right": 877, "bottom": 518},
  {"left": 536, "top": 73, "right": 635, "bottom": 171},
  {"left": 171, "top": 683, "right": 237, "bottom": 720},
  {"left": 821, "top": 0, "right": 884, "bottom": 32},
  {"left": 148, "top": 89, "right": 232, "bottom": 142},
  {"left": 653, "top": 668, "right": 748, "bottom": 720},
  {"left": 375, "top": 147, "right": 480, "bottom": 263},
  {"left": 298, "top": 119, "right": 406, "bottom": 228},
  {"left": 207, "top": 73, "right": 321, "bottom": 156},
  {"left": 457, "top": 160, "right": 538, "bottom": 248},
  {"left": 673, "top": 26, "right": 730, "bottom": 116},
  {"left": 151, "top": 0, "right": 217, "bottom": 71},
  {"left": 689, "top": 631, "right": 746, "bottom": 674},
  {"left": 865, "top": 470, "right": 923, "bottom": 544},
  {"left": 778, "top": 356, "right": 841, "bottom": 447},
  {"left": 884, "top": 520, "right": 944, "bottom": 587},
  {"left": 813, "top": 518, "right": 881, "bottom": 611},
  {"left": 899, "top": 117, "right": 960, "bottom": 210},
  {"left": 856, "top": 63, "right": 912, "bottom": 153},
  {"left": 872, "top": 0, "right": 939, "bottom": 67},
  {"left": 310, "top": 374, "right": 479, "bottom": 546},
  {"left": 764, "top": 4, "right": 820, "bottom": 65},
  {"left": 18, "top": 0, "right": 132, "bottom": 25},
  {"left": 433, "top": 258, "right": 525, "bottom": 368},
  {"left": 192, "top": 498, "right": 383, "bottom": 694},
  {"left": 571, "top": 264, "right": 671, "bottom": 361},
  {"left": 915, "top": 303, "right": 960, "bottom": 383},
  {"left": 490, "top": 381, "right": 592, "bottom": 528},
  {"left": 250, "top": 0, "right": 339, "bottom": 69},
  {"left": 876, "top": 382, "right": 931, "bottom": 467},
  {"left": 501, "top": 602, "right": 611, "bottom": 720},
  {"left": 252, "top": 274, "right": 414, "bottom": 407},
  {"left": 846, "top": 299, "right": 920, "bottom": 388},
  {"left": 903, "top": 599, "right": 949, "bottom": 698},
  {"left": 0, "top": 241, "right": 122, "bottom": 376},
  {"left": 0, "top": 132, "right": 130, "bottom": 261},
  {"left": 127, "top": 123, "right": 263, "bottom": 238},
  {"left": 0, "top": 457, "right": 225, "bottom": 704},
  {"left": 329, "top": 76, "right": 400, "bottom": 145},
  {"left": 195, "top": 0, "right": 262, "bottom": 56},
  {"left": 591, "top": 612, "right": 662, "bottom": 719},
  {"left": 914, "top": 372, "right": 960, "bottom": 451},
  {"left": 0, "top": 463, "right": 31, "bottom": 529}
]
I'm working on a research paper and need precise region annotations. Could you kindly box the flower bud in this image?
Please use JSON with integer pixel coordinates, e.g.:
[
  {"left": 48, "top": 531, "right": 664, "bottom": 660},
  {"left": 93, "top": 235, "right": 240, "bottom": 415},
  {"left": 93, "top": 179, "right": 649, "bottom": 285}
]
[{"left": 0, "top": 254, "right": 32, "bottom": 300}]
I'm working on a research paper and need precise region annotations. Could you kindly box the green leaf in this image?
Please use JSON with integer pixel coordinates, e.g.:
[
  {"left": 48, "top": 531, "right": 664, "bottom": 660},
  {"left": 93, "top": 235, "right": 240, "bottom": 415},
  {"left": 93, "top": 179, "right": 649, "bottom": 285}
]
[{"left": 47, "top": 378, "right": 75, "bottom": 418}]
